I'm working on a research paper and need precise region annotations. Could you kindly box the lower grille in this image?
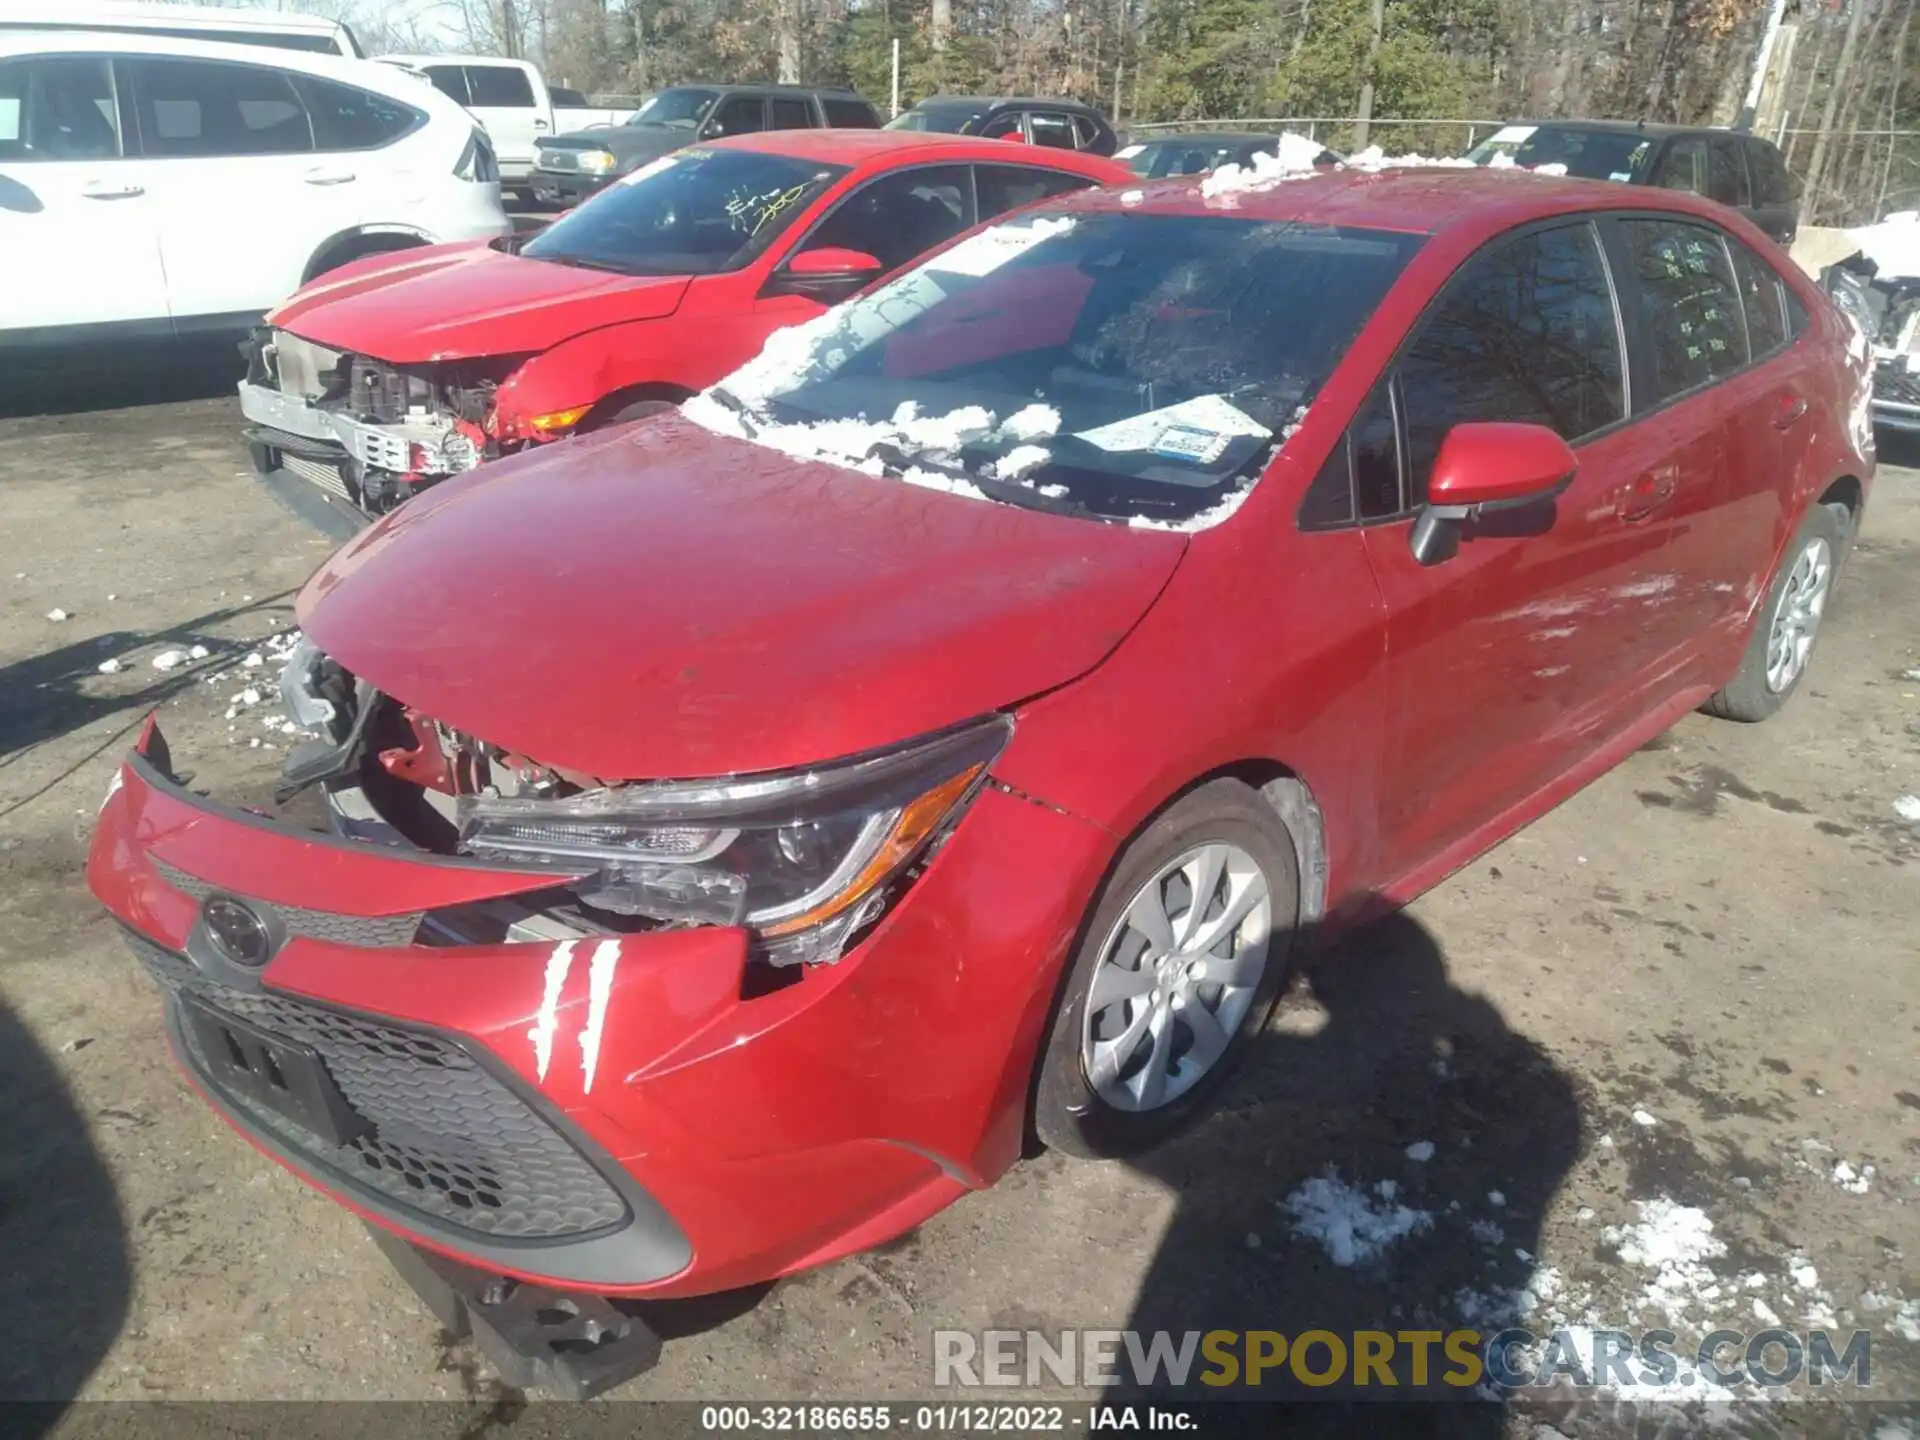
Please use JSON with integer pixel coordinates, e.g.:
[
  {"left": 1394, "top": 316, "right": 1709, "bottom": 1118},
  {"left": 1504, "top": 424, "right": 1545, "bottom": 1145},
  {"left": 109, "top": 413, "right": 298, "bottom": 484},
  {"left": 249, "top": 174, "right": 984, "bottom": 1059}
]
[
  {"left": 283, "top": 451, "right": 353, "bottom": 501},
  {"left": 125, "top": 932, "right": 631, "bottom": 1241}
]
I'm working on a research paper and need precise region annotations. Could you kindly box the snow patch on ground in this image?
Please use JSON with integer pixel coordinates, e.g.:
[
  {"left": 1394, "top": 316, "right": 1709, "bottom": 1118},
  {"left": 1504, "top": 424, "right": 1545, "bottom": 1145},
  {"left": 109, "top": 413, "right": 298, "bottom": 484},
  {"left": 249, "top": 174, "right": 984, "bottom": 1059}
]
[
  {"left": 1405, "top": 1140, "right": 1435, "bottom": 1163},
  {"left": 1603, "top": 1198, "right": 1726, "bottom": 1322},
  {"left": 1831, "top": 1160, "right": 1875, "bottom": 1194},
  {"left": 1280, "top": 1172, "right": 1433, "bottom": 1267},
  {"left": 1894, "top": 794, "right": 1920, "bottom": 822}
]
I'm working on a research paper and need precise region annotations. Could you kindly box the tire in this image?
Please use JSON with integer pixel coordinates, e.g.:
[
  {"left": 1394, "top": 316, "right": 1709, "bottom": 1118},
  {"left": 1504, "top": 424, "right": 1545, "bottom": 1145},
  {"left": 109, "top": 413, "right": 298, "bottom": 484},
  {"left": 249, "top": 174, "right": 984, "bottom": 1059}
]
[
  {"left": 1703, "top": 502, "right": 1847, "bottom": 722},
  {"left": 1033, "top": 779, "right": 1300, "bottom": 1160},
  {"left": 588, "top": 397, "right": 681, "bottom": 431}
]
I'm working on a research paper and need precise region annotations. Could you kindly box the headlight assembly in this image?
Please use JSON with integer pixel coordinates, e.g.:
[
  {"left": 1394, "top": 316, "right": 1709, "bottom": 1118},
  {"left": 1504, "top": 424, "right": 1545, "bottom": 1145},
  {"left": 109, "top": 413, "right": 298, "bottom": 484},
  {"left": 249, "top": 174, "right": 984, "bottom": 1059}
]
[
  {"left": 577, "top": 149, "right": 617, "bottom": 174},
  {"left": 456, "top": 717, "right": 1011, "bottom": 964}
]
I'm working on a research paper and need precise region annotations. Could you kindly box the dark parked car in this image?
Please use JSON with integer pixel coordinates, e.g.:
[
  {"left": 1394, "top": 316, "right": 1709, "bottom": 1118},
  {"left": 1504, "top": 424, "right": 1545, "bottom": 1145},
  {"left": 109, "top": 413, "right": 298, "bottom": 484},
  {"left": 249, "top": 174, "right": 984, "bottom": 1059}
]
[
  {"left": 885, "top": 94, "right": 1118, "bottom": 156},
  {"left": 533, "top": 83, "right": 880, "bottom": 205},
  {"left": 1117, "top": 130, "right": 1341, "bottom": 178},
  {"left": 1466, "top": 121, "right": 1799, "bottom": 247}
]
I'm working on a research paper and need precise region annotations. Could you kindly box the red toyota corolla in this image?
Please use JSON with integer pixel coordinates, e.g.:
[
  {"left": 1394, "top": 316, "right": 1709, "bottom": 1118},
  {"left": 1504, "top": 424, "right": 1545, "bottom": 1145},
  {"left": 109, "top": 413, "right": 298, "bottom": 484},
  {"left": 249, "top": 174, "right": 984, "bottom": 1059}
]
[
  {"left": 236, "top": 129, "right": 1127, "bottom": 533},
  {"left": 92, "top": 166, "right": 1871, "bottom": 1391}
]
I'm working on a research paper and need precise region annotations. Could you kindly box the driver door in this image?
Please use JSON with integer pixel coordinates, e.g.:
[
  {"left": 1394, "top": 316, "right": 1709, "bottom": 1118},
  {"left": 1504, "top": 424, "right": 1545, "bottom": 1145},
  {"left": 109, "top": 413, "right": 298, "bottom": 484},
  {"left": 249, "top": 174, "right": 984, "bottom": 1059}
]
[{"left": 1352, "top": 220, "right": 1672, "bottom": 891}]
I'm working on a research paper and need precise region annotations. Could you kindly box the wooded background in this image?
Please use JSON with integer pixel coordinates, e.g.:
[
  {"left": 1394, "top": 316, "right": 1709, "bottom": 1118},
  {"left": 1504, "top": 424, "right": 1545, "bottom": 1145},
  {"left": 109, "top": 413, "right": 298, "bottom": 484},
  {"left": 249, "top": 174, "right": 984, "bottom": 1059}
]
[{"left": 248, "top": 0, "right": 1916, "bottom": 222}]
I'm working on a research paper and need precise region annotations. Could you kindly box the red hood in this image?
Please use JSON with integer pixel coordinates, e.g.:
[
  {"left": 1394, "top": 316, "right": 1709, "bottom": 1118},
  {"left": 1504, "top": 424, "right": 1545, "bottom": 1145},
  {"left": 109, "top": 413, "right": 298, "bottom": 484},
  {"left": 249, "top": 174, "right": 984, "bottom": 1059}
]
[
  {"left": 268, "top": 242, "right": 691, "bottom": 363},
  {"left": 298, "top": 417, "right": 1186, "bottom": 779}
]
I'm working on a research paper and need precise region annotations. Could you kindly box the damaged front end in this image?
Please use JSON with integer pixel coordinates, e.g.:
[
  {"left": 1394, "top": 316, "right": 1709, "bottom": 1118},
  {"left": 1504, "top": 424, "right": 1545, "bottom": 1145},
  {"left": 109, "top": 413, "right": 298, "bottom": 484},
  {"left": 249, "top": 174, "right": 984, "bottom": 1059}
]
[
  {"left": 277, "top": 638, "right": 1009, "bottom": 968},
  {"left": 1821, "top": 253, "right": 1920, "bottom": 435},
  {"left": 239, "top": 327, "right": 526, "bottom": 529}
]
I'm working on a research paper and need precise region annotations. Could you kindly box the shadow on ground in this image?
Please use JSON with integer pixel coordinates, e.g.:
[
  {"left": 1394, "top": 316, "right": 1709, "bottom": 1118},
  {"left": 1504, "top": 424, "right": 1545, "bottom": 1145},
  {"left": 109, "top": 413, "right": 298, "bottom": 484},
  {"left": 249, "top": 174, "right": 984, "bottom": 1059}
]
[
  {"left": 0, "top": 338, "right": 246, "bottom": 421},
  {"left": 0, "top": 1000, "right": 130, "bottom": 1425},
  {"left": 1113, "top": 908, "right": 1584, "bottom": 1434},
  {"left": 0, "top": 593, "right": 296, "bottom": 820}
]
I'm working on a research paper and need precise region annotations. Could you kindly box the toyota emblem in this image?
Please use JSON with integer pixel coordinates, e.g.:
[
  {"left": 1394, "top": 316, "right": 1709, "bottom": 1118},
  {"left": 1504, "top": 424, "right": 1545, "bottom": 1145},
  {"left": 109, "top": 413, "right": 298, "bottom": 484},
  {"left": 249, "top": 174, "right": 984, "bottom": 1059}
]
[{"left": 202, "top": 895, "right": 273, "bottom": 968}]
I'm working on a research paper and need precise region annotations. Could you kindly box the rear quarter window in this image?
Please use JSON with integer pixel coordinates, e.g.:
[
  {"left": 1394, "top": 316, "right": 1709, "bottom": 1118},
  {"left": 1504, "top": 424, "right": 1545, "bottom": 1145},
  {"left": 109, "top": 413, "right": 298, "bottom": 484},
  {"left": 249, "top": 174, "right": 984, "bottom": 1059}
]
[{"left": 296, "top": 75, "right": 420, "bottom": 151}]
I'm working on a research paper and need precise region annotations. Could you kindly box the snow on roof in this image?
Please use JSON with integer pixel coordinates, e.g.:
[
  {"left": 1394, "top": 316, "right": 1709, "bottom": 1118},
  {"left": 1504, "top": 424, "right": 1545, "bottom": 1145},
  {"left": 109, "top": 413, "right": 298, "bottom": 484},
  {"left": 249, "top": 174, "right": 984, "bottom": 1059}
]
[{"left": 1852, "top": 211, "right": 1920, "bottom": 281}]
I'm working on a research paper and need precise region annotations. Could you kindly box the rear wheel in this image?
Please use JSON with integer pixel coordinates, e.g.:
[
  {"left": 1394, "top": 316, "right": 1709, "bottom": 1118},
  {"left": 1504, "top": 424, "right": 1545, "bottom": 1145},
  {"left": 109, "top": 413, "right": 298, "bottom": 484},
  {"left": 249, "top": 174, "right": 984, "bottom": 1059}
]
[
  {"left": 1033, "top": 779, "right": 1299, "bottom": 1159},
  {"left": 1703, "top": 503, "right": 1846, "bottom": 722}
]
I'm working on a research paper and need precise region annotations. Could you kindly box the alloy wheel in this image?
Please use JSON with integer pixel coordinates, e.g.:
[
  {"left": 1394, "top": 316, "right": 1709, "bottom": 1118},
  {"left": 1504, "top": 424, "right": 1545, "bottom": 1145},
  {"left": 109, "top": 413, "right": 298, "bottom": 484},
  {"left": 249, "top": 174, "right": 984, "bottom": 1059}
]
[{"left": 1765, "top": 535, "right": 1833, "bottom": 694}]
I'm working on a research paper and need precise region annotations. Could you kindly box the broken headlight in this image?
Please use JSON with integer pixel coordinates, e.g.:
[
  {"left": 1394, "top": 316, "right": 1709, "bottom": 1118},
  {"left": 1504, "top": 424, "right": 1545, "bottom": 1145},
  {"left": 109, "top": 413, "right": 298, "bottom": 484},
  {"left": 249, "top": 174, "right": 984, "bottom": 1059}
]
[{"left": 456, "top": 717, "right": 1011, "bottom": 964}]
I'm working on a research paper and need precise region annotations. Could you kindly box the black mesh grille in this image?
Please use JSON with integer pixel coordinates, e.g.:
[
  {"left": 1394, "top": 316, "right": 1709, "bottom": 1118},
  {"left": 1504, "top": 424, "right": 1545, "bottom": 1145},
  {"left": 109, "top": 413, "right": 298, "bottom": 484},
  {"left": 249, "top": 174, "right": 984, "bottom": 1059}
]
[
  {"left": 124, "top": 932, "right": 630, "bottom": 1240},
  {"left": 153, "top": 859, "right": 423, "bottom": 948},
  {"left": 1877, "top": 361, "right": 1920, "bottom": 410}
]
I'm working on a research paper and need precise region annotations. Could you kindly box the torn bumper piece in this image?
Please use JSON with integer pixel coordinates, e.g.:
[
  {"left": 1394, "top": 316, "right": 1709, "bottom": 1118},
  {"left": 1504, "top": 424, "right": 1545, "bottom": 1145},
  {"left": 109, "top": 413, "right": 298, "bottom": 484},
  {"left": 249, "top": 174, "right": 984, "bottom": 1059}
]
[
  {"left": 239, "top": 381, "right": 479, "bottom": 477},
  {"left": 368, "top": 1224, "right": 662, "bottom": 1399}
]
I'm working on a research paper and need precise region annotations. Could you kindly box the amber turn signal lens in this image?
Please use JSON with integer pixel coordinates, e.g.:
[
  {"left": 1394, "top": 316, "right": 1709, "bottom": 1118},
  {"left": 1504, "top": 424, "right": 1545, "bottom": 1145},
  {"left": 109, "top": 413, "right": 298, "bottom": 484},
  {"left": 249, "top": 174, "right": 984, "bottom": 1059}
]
[
  {"left": 529, "top": 405, "right": 593, "bottom": 434},
  {"left": 760, "top": 763, "right": 986, "bottom": 937}
]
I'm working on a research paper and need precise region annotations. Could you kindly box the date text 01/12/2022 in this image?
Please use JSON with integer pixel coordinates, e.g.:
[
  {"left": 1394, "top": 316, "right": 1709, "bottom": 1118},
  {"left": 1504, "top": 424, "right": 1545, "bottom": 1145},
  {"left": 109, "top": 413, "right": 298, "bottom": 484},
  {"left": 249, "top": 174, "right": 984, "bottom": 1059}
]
[{"left": 698, "top": 1405, "right": 1196, "bottom": 1432}]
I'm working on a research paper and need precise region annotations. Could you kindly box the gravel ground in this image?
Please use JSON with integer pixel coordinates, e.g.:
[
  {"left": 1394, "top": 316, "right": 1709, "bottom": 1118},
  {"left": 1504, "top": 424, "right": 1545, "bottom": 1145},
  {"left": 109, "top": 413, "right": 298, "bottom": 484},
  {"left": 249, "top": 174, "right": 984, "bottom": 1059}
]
[{"left": 1, "top": 356, "right": 1917, "bottom": 1438}]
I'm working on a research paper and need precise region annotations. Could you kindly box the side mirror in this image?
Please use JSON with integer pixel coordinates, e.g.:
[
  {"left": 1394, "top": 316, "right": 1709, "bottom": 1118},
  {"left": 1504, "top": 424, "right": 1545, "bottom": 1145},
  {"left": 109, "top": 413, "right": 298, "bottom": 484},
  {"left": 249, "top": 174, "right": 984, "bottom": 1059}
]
[
  {"left": 762, "top": 246, "right": 884, "bottom": 302},
  {"left": 1408, "top": 422, "right": 1577, "bottom": 567}
]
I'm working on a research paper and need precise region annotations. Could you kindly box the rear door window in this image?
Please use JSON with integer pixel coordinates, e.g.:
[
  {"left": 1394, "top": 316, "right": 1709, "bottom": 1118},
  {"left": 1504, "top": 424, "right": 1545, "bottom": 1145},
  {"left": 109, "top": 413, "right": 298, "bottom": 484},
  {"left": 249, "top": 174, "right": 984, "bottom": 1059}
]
[
  {"left": 130, "top": 58, "right": 313, "bottom": 157},
  {"left": 974, "top": 163, "right": 1095, "bottom": 217},
  {"left": 423, "top": 65, "right": 469, "bottom": 106},
  {"left": 1072, "top": 113, "right": 1102, "bottom": 150},
  {"left": 1618, "top": 218, "right": 1748, "bottom": 402},
  {"left": 465, "top": 65, "right": 535, "bottom": 108},
  {"left": 822, "top": 97, "right": 878, "bottom": 127},
  {"left": 0, "top": 56, "right": 120, "bottom": 161},
  {"left": 1395, "top": 221, "right": 1626, "bottom": 506},
  {"left": 295, "top": 75, "right": 419, "bottom": 150},
  {"left": 978, "top": 111, "right": 1024, "bottom": 140},
  {"left": 768, "top": 95, "right": 813, "bottom": 129},
  {"left": 1650, "top": 138, "right": 1705, "bottom": 195},
  {"left": 1707, "top": 137, "right": 1751, "bottom": 208}
]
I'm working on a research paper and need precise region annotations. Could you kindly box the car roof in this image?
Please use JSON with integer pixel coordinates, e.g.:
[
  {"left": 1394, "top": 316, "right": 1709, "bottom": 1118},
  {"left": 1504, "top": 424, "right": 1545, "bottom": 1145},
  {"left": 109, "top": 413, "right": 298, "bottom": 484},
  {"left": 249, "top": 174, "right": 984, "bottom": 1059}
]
[
  {"left": 912, "top": 94, "right": 1103, "bottom": 113},
  {"left": 1499, "top": 118, "right": 1776, "bottom": 145},
  {"left": 0, "top": 26, "right": 422, "bottom": 84},
  {"left": 653, "top": 81, "right": 868, "bottom": 97},
  {"left": 1065, "top": 164, "right": 1759, "bottom": 234},
  {"left": 1131, "top": 131, "right": 1279, "bottom": 145},
  {"left": 0, "top": 0, "right": 345, "bottom": 35},
  {"left": 382, "top": 52, "right": 537, "bottom": 69},
  {"left": 705, "top": 128, "right": 1118, "bottom": 171}
]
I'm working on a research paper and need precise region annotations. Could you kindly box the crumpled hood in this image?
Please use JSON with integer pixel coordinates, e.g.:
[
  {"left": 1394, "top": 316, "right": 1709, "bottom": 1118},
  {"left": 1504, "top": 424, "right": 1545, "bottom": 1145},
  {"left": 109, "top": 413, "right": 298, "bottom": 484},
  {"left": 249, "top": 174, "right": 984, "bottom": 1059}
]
[
  {"left": 268, "top": 243, "right": 691, "bottom": 364},
  {"left": 298, "top": 416, "right": 1187, "bottom": 780}
]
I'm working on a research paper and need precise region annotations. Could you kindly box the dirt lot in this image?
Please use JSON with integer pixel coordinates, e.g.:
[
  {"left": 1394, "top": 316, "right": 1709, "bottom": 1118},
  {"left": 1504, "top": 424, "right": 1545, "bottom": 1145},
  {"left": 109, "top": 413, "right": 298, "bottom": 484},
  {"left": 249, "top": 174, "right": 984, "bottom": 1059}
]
[{"left": 1, "top": 356, "right": 1918, "bottom": 1435}]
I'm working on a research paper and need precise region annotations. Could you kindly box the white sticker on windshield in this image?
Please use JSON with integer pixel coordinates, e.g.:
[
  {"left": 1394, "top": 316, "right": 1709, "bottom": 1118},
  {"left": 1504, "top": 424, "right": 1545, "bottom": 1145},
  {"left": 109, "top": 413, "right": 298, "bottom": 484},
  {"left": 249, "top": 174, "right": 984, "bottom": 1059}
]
[
  {"left": 1609, "top": 171, "right": 1634, "bottom": 182},
  {"left": 619, "top": 155, "right": 678, "bottom": 186},
  {"left": 1150, "top": 425, "right": 1231, "bottom": 465},
  {"left": 1115, "top": 143, "right": 1144, "bottom": 159},
  {"left": 926, "top": 216, "right": 1077, "bottom": 279},
  {"left": 1075, "top": 394, "right": 1270, "bottom": 453},
  {"left": 1487, "top": 125, "right": 1537, "bottom": 145}
]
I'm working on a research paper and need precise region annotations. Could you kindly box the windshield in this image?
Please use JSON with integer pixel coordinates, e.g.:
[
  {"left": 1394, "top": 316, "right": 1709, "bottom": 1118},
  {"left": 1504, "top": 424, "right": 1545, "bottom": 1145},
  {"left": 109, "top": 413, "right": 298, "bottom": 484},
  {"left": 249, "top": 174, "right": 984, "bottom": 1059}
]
[
  {"left": 684, "top": 210, "right": 1421, "bottom": 529},
  {"left": 1468, "top": 125, "right": 1654, "bottom": 182},
  {"left": 519, "top": 148, "right": 846, "bottom": 275},
  {"left": 885, "top": 106, "right": 980, "bottom": 134},
  {"left": 1122, "top": 139, "right": 1257, "bottom": 179},
  {"left": 629, "top": 88, "right": 716, "bottom": 127}
]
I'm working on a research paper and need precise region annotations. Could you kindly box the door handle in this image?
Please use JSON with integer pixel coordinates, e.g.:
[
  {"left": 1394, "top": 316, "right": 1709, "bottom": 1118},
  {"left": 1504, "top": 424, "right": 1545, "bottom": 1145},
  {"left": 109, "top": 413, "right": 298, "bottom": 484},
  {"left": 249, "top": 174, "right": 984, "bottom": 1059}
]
[
  {"left": 534, "top": 118, "right": 550, "bottom": 130},
  {"left": 1616, "top": 469, "right": 1678, "bottom": 522},
  {"left": 80, "top": 181, "right": 143, "bottom": 199},
  {"left": 302, "top": 168, "right": 356, "bottom": 186},
  {"left": 1772, "top": 393, "right": 1808, "bottom": 429}
]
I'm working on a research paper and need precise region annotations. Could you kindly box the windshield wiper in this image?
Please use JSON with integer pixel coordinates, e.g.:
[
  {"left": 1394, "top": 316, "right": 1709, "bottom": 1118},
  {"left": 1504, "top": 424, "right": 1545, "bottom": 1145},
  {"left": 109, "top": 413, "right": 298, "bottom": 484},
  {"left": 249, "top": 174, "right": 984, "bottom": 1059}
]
[
  {"left": 869, "top": 442, "right": 1118, "bottom": 523},
  {"left": 709, "top": 385, "right": 758, "bottom": 437}
]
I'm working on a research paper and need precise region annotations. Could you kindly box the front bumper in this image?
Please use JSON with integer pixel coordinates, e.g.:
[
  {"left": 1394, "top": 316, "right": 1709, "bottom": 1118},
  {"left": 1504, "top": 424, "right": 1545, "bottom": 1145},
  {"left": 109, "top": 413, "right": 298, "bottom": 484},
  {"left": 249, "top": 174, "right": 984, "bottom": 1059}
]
[
  {"left": 88, "top": 719, "right": 1113, "bottom": 1296},
  {"left": 531, "top": 168, "right": 615, "bottom": 205},
  {"left": 238, "top": 380, "right": 471, "bottom": 477}
]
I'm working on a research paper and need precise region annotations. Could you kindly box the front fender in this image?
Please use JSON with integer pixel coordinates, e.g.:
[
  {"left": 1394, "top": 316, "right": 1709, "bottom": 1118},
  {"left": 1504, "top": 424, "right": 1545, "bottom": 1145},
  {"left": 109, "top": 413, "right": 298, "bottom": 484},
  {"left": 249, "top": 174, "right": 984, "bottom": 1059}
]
[{"left": 492, "top": 322, "right": 690, "bottom": 441}]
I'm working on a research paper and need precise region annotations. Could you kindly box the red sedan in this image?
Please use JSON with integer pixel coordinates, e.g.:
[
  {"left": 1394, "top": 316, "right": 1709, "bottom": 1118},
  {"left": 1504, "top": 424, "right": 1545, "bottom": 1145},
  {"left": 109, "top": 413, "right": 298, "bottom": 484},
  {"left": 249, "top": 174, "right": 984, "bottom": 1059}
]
[
  {"left": 93, "top": 166, "right": 1870, "bottom": 1391},
  {"left": 236, "top": 129, "right": 1127, "bottom": 532}
]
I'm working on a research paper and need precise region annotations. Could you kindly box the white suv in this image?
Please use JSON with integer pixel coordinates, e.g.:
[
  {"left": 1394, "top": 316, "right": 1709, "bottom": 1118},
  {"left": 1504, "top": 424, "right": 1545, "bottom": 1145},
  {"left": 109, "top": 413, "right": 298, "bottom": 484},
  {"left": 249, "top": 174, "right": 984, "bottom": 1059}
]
[{"left": 0, "top": 31, "right": 510, "bottom": 347}]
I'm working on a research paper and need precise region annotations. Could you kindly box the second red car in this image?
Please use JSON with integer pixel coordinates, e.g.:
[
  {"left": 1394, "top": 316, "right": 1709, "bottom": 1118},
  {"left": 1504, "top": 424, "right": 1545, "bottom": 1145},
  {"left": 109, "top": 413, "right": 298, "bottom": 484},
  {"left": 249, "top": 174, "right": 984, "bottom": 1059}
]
[{"left": 237, "top": 129, "right": 1127, "bottom": 532}]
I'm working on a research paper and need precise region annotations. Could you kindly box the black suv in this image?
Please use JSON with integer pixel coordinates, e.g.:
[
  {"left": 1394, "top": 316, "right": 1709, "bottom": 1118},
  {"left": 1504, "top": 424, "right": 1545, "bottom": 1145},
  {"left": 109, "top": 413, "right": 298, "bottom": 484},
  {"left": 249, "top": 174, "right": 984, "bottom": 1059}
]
[
  {"left": 885, "top": 96, "right": 1118, "bottom": 156},
  {"left": 1466, "top": 121, "right": 1800, "bottom": 247},
  {"left": 534, "top": 84, "right": 881, "bottom": 205}
]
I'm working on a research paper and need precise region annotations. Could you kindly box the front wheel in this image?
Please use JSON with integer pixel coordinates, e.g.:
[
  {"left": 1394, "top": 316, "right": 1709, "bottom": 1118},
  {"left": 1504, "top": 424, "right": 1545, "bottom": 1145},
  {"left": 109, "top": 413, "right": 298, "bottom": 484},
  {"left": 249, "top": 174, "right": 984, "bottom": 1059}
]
[
  {"left": 1703, "top": 503, "right": 1847, "bottom": 722},
  {"left": 1033, "top": 779, "right": 1300, "bottom": 1159}
]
